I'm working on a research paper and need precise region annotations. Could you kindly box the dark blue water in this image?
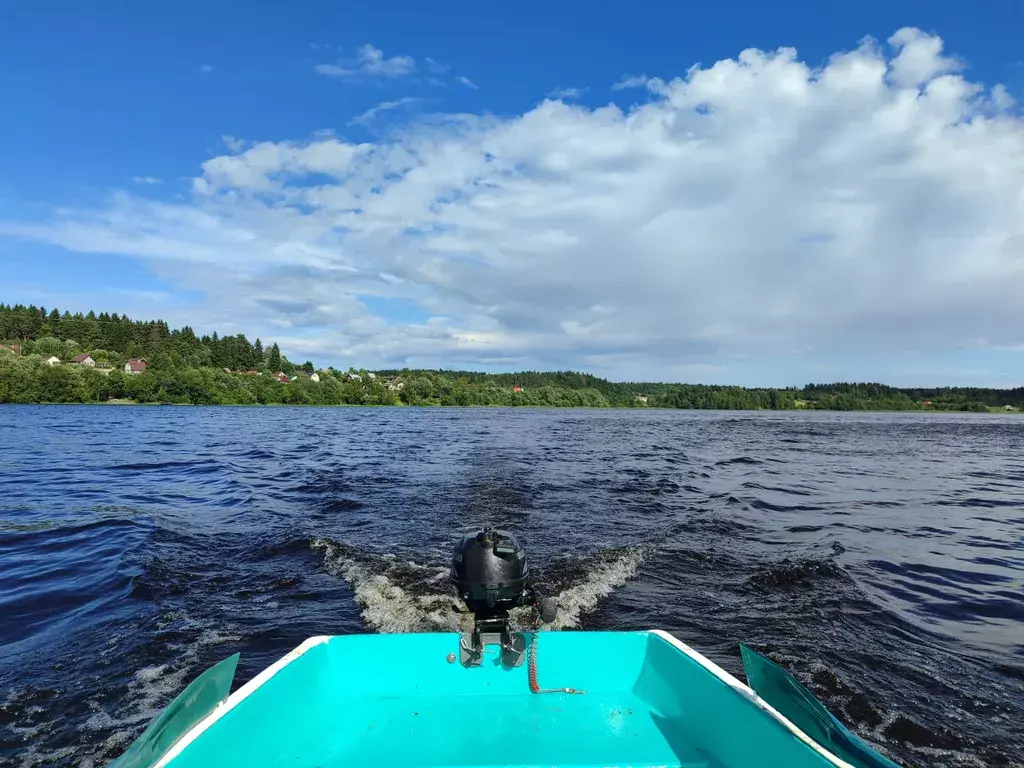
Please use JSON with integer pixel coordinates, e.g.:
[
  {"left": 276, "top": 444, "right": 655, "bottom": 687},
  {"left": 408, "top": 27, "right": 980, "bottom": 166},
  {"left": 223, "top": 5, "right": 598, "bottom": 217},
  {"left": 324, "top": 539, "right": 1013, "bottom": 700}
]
[{"left": 1, "top": 406, "right": 1022, "bottom": 767}]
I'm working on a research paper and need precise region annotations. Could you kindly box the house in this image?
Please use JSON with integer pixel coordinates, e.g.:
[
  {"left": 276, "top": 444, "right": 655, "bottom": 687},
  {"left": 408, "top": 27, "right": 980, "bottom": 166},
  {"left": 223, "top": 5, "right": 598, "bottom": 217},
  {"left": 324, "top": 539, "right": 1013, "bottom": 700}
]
[
  {"left": 310, "top": 372, "right": 320, "bottom": 382},
  {"left": 347, "top": 373, "right": 362, "bottom": 382},
  {"left": 635, "top": 394, "right": 649, "bottom": 404},
  {"left": 513, "top": 385, "right": 523, "bottom": 393},
  {"left": 125, "top": 358, "right": 148, "bottom": 375},
  {"left": 274, "top": 371, "right": 290, "bottom": 383},
  {"left": 922, "top": 400, "right": 932, "bottom": 407},
  {"left": 1005, "top": 405, "right": 1019, "bottom": 412},
  {"left": 367, "top": 372, "right": 377, "bottom": 380},
  {"left": 386, "top": 378, "right": 405, "bottom": 391},
  {"left": 0, "top": 344, "right": 20, "bottom": 356},
  {"left": 45, "top": 355, "right": 60, "bottom": 366},
  {"left": 71, "top": 354, "right": 96, "bottom": 367}
]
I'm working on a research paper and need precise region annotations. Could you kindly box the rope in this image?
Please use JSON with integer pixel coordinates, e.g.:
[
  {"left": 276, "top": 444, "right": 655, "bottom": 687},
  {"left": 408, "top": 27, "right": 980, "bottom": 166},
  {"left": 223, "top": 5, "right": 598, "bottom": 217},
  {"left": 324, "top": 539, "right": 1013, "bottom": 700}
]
[{"left": 528, "top": 624, "right": 586, "bottom": 695}]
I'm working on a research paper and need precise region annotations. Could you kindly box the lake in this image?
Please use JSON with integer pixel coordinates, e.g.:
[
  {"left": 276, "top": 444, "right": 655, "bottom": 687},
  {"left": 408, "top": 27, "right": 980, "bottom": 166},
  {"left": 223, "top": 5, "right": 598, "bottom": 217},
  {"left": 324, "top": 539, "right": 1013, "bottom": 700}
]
[{"left": 0, "top": 406, "right": 1022, "bottom": 767}]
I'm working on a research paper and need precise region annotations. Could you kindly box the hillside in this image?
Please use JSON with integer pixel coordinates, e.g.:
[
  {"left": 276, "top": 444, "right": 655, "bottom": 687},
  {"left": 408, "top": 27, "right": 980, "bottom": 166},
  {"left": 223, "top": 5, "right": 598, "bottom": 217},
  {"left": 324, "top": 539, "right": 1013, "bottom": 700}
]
[{"left": 1, "top": 303, "right": 1021, "bottom": 410}]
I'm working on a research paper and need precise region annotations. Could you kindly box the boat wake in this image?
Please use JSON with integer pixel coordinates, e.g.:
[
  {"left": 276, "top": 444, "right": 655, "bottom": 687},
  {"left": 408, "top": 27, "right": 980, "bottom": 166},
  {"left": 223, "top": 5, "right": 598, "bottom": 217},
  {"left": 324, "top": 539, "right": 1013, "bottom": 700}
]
[{"left": 311, "top": 537, "right": 643, "bottom": 633}]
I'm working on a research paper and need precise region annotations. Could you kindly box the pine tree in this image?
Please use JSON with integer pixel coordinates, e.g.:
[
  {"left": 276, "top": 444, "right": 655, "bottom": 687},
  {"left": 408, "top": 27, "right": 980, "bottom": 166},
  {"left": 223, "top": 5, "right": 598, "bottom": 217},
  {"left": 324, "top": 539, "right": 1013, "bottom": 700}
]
[{"left": 266, "top": 343, "right": 282, "bottom": 372}]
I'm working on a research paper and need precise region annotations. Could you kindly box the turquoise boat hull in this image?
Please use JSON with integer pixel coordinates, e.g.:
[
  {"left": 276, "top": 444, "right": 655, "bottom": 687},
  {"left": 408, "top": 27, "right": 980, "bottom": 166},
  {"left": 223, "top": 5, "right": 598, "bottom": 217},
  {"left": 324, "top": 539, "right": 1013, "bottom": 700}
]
[{"left": 110, "top": 630, "right": 897, "bottom": 768}]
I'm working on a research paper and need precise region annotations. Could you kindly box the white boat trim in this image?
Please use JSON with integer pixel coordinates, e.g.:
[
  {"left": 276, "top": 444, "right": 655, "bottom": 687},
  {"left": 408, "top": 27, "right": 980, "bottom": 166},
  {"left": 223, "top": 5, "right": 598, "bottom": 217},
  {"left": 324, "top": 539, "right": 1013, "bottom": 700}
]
[
  {"left": 650, "top": 629, "right": 856, "bottom": 768},
  {"left": 153, "top": 635, "right": 330, "bottom": 768}
]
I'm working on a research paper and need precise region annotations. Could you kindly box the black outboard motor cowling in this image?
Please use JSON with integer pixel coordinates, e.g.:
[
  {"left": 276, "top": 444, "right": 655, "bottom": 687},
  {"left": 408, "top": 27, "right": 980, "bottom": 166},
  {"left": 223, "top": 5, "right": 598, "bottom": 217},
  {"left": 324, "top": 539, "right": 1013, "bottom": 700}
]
[
  {"left": 450, "top": 527, "right": 531, "bottom": 618},
  {"left": 450, "top": 527, "right": 555, "bottom": 668}
]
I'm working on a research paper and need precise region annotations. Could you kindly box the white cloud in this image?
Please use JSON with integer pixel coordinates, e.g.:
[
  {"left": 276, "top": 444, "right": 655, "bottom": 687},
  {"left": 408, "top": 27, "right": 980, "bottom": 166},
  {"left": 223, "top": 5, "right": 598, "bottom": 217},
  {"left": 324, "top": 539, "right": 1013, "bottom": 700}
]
[
  {"left": 887, "top": 27, "right": 961, "bottom": 88},
  {"left": 316, "top": 44, "right": 415, "bottom": 80},
  {"left": 425, "top": 57, "right": 450, "bottom": 75},
  {"left": 612, "top": 74, "right": 649, "bottom": 90},
  {"left": 199, "top": 64, "right": 213, "bottom": 74},
  {"left": 195, "top": 139, "right": 364, "bottom": 192},
  {"left": 314, "top": 63, "right": 353, "bottom": 78},
  {"left": 4, "top": 28, "right": 1024, "bottom": 381},
  {"left": 455, "top": 75, "right": 478, "bottom": 89},
  {"left": 549, "top": 87, "right": 584, "bottom": 100},
  {"left": 131, "top": 176, "right": 163, "bottom": 185},
  {"left": 349, "top": 97, "right": 420, "bottom": 126},
  {"left": 221, "top": 135, "right": 246, "bottom": 153}
]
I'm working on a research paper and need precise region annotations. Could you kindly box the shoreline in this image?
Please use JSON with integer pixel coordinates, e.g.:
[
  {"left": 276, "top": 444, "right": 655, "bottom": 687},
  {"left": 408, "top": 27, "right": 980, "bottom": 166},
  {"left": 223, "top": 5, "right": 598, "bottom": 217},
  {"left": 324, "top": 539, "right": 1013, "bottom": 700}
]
[{"left": 1, "top": 401, "right": 1019, "bottom": 414}]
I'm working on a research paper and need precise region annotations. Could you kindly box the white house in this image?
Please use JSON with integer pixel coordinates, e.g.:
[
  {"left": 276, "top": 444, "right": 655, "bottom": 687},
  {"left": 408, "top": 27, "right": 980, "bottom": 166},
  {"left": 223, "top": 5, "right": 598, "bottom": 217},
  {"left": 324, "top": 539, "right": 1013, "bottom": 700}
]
[
  {"left": 45, "top": 356, "right": 60, "bottom": 366},
  {"left": 125, "top": 358, "right": 148, "bottom": 375},
  {"left": 72, "top": 354, "right": 96, "bottom": 367},
  {"left": 310, "top": 372, "right": 320, "bottom": 382}
]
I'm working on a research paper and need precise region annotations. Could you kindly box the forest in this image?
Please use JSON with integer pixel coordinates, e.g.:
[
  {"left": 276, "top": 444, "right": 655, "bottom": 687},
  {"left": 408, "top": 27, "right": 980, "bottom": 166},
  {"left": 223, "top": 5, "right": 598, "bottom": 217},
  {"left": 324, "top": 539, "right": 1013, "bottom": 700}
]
[{"left": 1, "top": 303, "right": 1021, "bottom": 410}]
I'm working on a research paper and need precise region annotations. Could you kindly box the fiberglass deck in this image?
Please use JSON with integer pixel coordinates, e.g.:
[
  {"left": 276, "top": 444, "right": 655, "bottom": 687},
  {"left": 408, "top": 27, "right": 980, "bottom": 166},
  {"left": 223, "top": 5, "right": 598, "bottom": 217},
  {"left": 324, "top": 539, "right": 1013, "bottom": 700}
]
[
  {"left": 163, "top": 632, "right": 847, "bottom": 768},
  {"left": 316, "top": 691, "right": 715, "bottom": 768}
]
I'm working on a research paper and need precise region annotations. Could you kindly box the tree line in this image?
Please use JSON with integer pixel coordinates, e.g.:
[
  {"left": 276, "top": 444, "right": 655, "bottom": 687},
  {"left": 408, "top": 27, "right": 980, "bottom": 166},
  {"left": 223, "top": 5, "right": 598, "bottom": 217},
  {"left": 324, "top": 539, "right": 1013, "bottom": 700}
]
[
  {"left": 0, "top": 303, "right": 302, "bottom": 374},
  {"left": 0, "top": 303, "right": 1021, "bottom": 409}
]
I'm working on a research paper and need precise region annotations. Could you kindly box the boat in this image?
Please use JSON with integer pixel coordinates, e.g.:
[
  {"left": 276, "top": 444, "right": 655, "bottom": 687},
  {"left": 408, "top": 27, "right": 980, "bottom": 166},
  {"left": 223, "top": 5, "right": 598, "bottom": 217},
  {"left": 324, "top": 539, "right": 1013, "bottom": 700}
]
[{"left": 110, "top": 529, "right": 902, "bottom": 768}]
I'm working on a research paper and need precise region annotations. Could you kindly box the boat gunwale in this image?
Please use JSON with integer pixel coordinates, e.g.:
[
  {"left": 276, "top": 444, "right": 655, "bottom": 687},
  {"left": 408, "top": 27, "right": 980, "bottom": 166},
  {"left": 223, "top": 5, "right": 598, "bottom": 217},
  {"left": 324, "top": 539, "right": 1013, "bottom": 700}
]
[
  {"left": 152, "top": 635, "right": 330, "bottom": 768},
  {"left": 650, "top": 630, "right": 856, "bottom": 768},
  {"left": 151, "top": 631, "right": 858, "bottom": 768}
]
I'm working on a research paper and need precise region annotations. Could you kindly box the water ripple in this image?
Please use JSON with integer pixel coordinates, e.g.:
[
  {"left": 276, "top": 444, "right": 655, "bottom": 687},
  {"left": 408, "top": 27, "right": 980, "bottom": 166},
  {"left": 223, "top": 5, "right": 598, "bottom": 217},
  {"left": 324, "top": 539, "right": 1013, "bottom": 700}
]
[{"left": 0, "top": 406, "right": 1021, "bottom": 768}]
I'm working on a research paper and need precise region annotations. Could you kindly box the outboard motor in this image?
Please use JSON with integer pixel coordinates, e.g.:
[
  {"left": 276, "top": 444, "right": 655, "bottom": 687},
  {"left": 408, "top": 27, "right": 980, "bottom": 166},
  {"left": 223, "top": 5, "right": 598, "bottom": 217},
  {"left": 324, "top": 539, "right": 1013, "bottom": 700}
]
[{"left": 450, "top": 527, "right": 556, "bottom": 667}]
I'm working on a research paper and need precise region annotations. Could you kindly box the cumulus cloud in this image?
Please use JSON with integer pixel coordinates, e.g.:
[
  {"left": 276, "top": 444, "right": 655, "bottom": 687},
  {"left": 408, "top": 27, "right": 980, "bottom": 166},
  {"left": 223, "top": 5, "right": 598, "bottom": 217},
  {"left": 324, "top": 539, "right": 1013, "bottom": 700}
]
[
  {"left": 315, "top": 44, "right": 415, "bottom": 80},
  {"left": 3, "top": 28, "right": 1023, "bottom": 381}
]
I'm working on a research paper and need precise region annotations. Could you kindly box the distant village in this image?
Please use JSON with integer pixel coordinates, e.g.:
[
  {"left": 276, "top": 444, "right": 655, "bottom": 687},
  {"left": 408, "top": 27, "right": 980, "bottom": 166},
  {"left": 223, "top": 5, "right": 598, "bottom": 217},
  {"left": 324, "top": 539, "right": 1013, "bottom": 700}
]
[
  {"left": 1, "top": 342, "right": 1019, "bottom": 411},
  {"left": 0, "top": 344, "right": 414, "bottom": 391},
  {"left": 0, "top": 345, "right": 151, "bottom": 375}
]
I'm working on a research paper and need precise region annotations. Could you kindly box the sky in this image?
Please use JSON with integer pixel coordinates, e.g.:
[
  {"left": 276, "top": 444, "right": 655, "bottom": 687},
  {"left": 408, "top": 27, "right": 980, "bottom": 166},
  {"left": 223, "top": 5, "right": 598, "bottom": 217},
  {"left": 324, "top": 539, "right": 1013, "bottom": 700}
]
[{"left": 1, "top": 1, "right": 1022, "bottom": 386}]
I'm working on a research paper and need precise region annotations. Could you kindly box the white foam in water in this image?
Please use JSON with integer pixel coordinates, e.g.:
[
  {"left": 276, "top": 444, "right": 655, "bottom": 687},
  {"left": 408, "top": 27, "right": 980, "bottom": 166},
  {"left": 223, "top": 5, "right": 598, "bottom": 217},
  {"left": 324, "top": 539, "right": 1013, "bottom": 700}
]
[
  {"left": 133, "top": 663, "right": 169, "bottom": 684},
  {"left": 312, "top": 538, "right": 643, "bottom": 633},
  {"left": 312, "top": 538, "right": 470, "bottom": 633},
  {"left": 540, "top": 549, "right": 644, "bottom": 630},
  {"left": 13, "top": 613, "right": 248, "bottom": 768}
]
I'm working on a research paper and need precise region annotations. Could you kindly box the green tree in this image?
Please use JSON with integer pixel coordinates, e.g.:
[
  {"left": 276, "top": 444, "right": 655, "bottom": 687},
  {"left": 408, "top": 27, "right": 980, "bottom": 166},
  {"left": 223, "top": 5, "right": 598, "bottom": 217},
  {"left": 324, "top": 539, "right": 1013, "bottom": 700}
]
[{"left": 266, "top": 343, "right": 282, "bottom": 372}]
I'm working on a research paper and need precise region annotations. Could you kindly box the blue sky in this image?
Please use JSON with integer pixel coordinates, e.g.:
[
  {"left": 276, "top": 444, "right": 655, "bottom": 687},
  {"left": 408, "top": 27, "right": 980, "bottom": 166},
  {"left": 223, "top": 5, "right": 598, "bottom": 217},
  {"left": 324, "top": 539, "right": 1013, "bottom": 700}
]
[{"left": 1, "top": 1, "right": 1022, "bottom": 385}]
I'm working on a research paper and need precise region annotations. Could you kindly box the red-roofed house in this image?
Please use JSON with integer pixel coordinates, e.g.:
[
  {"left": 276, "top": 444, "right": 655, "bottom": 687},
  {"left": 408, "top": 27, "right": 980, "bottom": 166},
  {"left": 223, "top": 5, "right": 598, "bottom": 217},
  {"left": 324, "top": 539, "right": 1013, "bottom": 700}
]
[
  {"left": 274, "top": 371, "right": 290, "bottom": 383},
  {"left": 0, "top": 344, "right": 20, "bottom": 356},
  {"left": 125, "top": 358, "right": 148, "bottom": 375},
  {"left": 72, "top": 354, "right": 96, "bottom": 367}
]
